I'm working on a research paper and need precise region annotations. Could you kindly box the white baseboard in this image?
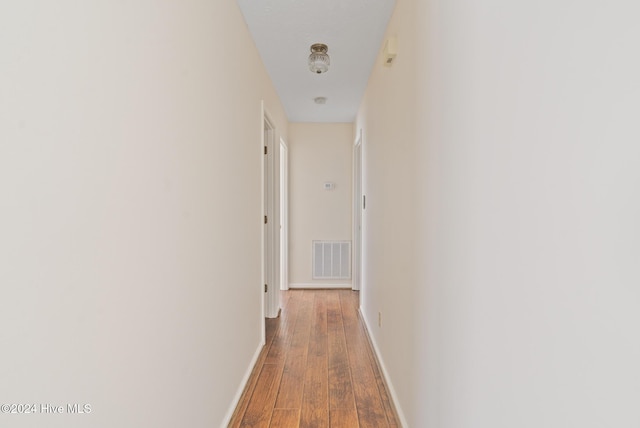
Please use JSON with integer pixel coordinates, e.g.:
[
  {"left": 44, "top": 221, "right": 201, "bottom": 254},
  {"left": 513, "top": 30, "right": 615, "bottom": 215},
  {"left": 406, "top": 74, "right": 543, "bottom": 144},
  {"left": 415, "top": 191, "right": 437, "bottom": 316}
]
[
  {"left": 288, "top": 283, "right": 352, "bottom": 289},
  {"left": 359, "top": 308, "right": 409, "bottom": 428},
  {"left": 220, "top": 341, "right": 264, "bottom": 428}
]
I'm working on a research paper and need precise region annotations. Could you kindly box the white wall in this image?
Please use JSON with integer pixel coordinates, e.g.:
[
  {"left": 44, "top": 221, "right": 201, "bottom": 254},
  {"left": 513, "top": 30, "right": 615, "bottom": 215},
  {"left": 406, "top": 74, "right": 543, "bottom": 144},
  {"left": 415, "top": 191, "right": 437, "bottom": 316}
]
[
  {"left": 358, "top": 0, "right": 640, "bottom": 426},
  {"left": 0, "top": 2, "right": 287, "bottom": 427},
  {"left": 355, "top": 1, "right": 419, "bottom": 425},
  {"left": 288, "top": 123, "right": 353, "bottom": 287}
]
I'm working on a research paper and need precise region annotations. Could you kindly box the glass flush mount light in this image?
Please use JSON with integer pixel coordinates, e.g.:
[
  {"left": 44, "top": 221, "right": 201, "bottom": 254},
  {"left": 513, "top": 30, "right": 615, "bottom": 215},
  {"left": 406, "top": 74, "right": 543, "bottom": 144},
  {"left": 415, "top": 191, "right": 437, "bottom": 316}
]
[{"left": 308, "top": 43, "right": 330, "bottom": 74}]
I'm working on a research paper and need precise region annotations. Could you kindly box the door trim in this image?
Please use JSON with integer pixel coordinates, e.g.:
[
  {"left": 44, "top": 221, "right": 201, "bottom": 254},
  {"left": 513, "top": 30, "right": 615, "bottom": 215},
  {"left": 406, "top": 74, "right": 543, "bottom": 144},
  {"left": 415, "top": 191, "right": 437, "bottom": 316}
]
[
  {"left": 279, "top": 138, "right": 289, "bottom": 291},
  {"left": 261, "top": 101, "right": 280, "bottom": 322},
  {"left": 352, "top": 129, "right": 363, "bottom": 292}
]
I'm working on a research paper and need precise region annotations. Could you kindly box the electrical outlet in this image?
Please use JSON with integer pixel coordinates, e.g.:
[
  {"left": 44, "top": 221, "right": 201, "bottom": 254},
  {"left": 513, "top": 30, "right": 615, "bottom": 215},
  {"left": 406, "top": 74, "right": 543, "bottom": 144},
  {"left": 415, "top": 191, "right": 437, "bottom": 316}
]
[{"left": 378, "top": 312, "right": 382, "bottom": 327}]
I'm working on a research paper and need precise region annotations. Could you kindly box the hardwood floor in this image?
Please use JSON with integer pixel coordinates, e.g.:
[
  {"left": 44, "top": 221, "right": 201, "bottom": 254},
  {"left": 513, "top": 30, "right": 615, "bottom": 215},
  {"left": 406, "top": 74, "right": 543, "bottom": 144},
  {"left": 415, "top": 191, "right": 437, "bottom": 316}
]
[{"left": 228, "top": 290, "right": 400, "bottom": 428}]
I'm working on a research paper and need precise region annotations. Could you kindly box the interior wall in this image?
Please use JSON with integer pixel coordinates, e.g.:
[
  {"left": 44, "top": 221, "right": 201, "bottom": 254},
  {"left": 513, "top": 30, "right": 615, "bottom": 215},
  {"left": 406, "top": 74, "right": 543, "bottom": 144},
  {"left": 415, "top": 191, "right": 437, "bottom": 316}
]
[
  {"left": 354, "top": 0, "right": 418, "bottom": 425},
  {"left": 0, "top": 2, "right": 288, "bottom": 427},
  {"left": 288, "top": 123, "right": 354, "bottom": 287},
  {"left": 358, "top": 0, "right": 640, "bottom": 426}
]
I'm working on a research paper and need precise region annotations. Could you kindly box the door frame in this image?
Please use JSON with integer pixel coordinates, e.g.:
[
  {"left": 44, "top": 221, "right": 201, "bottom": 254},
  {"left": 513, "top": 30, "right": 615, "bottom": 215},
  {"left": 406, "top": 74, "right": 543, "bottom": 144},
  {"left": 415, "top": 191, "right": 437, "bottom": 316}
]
[
  {"left": 279, "top": 138, "right": 289, "bottom": 291},
  {"left": 352, "top": 129, "right": 363, "bottom": 291},
  {"left": 261, "top": 102, "right": 280, "bottom": 326}
]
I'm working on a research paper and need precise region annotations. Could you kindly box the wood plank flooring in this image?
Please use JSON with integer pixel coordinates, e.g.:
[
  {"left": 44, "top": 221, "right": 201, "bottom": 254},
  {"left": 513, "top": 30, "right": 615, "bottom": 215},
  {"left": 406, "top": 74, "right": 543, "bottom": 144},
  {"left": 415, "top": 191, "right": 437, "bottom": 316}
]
[{"left": 228, "top": 290, "right": 400, "bottom": 428}]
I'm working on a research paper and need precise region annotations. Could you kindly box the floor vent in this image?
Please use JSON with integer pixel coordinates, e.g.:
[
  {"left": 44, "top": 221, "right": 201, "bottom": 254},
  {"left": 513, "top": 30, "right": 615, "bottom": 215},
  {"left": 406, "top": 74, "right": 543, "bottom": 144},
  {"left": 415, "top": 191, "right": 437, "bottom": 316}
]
[{"left": 313, "top": 241, "right": 351, "bottom": 280}]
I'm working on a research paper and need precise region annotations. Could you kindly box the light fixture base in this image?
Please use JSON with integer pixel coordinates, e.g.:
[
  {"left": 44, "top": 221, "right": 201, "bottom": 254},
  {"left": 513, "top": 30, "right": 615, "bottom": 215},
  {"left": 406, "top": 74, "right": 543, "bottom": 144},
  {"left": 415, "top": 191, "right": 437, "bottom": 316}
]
[{"left": 310, "top": 43, "right": 328, "bottom": 54}]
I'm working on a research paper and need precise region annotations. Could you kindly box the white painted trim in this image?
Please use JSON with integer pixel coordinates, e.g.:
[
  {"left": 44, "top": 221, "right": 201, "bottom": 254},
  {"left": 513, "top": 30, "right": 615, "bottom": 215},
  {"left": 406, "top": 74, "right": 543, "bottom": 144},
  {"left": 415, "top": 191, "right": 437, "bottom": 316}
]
[
  {"left": 352, "top": 130, "right": 363, "bottom": 291},
  {"left": 359, "top": 308, "right": 409, "bottom": 428},
  {"left": 260, "top": 101, "right": 266, "bottom": 343},
  {"left": 288, "top": 283, "right": 352, "bottom": 289},
  {"left": 262, "top": 101, "right": 280, "bottom": 319},
  {"left": 220, "top": 340, "right": 264, "bottom": 428},
  {"left": 279, "top": 138, "right": 289, "bottom": 291}
]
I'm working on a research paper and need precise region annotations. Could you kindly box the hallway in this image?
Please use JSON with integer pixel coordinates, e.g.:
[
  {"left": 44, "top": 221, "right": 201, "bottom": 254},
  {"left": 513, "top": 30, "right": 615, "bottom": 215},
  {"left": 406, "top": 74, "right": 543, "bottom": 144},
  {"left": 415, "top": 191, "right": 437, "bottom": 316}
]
[{"left": 229, "top": 290, "right": 399, "bottom": 427}]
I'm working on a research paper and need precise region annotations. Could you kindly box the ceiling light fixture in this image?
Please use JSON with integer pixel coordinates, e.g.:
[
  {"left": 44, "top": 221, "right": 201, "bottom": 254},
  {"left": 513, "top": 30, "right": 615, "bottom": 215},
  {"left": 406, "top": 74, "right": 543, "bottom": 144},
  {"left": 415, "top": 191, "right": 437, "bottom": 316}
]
[
  {"left": 314, "top": 97, "right": 327, "bottom": 105},
  {"left": 308, "top": 43, "right": 330, "bottom": 74}
]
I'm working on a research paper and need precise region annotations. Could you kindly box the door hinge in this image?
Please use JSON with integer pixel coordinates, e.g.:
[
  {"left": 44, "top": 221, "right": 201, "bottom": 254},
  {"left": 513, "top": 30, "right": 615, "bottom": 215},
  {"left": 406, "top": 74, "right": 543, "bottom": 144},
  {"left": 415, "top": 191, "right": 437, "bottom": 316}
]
[
  {"left": 363, "top": 195, "right": 366, "bottom": 209},
  {"left": 264, "top": 146, "right": 267, "bottom": 155},
  {"left": 264, "top": 215, "right": 268, "bottom": 224},
  {"left": 264, "top": 284, "right": 268, "bottom": 293}
]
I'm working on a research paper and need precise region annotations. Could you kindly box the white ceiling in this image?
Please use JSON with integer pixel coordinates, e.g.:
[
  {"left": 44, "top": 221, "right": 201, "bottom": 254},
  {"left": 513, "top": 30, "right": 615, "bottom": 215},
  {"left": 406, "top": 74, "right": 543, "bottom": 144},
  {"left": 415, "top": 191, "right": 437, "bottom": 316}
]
[{"left": 237, "top": 0, "right": 396, "bottom": 123}]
